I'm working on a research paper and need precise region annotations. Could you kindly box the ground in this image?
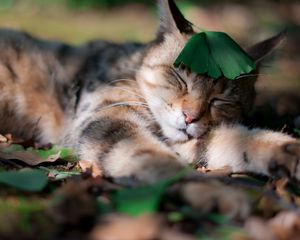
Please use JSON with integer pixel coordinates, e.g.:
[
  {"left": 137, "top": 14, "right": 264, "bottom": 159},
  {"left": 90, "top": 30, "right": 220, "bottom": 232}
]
[{"left": 0, "top": 1, "right": 300, "bottom": 239}]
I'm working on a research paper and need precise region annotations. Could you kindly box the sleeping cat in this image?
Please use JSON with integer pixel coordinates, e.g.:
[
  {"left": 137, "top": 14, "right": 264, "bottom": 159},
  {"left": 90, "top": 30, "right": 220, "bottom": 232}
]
[{"left": 0, "top": 0, "right": 299, "bottom": 183}]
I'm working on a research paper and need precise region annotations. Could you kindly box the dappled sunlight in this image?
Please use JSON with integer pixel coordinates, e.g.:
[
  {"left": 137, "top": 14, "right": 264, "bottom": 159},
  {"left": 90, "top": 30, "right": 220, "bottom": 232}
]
[{"left": 0, "top": 1, "right": 300, "bottom": 239}]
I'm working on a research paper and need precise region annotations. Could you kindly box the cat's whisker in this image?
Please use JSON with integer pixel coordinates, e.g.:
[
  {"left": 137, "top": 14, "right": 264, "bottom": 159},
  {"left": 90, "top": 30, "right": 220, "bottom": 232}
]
[
  {"left": 136, "top": 88, "right": 162, "bottom": 103},
  {"left": 109, "top": 79, "right": 137, "bottom": 84},
  {"left": 126, "top": 67, "right": 140, "bottom": 73},
  {"left": 236, "top": 73, "right": 270, "bottom": 80},
  {"left": 145, "top": 96, "right": 167, "bottom": 106},
  {"left": 95, "top": 101, "right": 151, "bottom": 113},
  {"left": 112, "top": 86, "right": 146, "bottom": 100}
]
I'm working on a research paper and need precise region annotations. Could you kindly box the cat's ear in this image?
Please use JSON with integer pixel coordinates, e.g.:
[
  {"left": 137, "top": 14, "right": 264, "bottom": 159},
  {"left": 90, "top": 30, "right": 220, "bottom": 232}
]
[
  {"left": 247, "top": 30, "right": 287, "bottom": 63},
  {"left": 157, "top": 0, "right": 194, "bottom": 38}
]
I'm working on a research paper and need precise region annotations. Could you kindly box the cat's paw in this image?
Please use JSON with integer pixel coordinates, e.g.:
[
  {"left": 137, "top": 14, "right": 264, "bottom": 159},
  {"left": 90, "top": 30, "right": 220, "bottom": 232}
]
[
  {"left": 269, "top": 142, "right": 300, "bottom": 180},
  {"left": 171, "top": 138, "right": 204, "bottom": 165},
  {"left": 134, "top": 154, "right": 185, "bottom": 184}
]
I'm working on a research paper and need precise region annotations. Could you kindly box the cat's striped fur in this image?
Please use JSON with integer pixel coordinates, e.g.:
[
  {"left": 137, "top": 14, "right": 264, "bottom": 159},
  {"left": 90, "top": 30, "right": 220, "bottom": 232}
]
[{"left": 0, "top": 0, "right": 300, "bottom": 183}]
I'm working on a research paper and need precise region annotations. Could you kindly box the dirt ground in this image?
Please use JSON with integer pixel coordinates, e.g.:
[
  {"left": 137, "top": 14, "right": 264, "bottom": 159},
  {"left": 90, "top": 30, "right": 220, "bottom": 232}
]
[{"left": 0, "top": 1, "right": 300, "bottom": 240}]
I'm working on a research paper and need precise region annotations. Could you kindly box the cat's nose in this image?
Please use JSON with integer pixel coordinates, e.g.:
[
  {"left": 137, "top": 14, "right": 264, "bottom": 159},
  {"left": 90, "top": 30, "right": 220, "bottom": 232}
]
[{"left": 183, "top": 112, "right": 198, "bottom": 124}]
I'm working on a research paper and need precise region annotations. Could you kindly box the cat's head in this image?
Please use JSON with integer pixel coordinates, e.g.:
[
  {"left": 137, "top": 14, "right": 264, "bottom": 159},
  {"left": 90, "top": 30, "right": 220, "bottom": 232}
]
[{"left": 137, "top": 0, "right": 285, "bottom": 142}]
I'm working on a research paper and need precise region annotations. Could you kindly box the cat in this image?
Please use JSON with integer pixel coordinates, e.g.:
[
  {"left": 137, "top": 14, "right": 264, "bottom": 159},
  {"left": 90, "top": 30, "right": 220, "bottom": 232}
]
[{"left": 0, "top": 0, "right": 299, "bottom": 183}]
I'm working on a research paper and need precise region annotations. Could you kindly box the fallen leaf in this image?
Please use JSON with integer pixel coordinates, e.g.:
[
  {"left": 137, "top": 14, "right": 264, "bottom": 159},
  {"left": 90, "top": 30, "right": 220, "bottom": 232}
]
[
  {"left": 0, "top": 169, "right": 48, "bottom": 192},
  {"left": 111, "top": 168, "right": 189, "bottom": 216},
  {"left": 90, "top": 214, "right": 162, "bottom": 240},
  {"left": 245, "top": 217, "right": 276, "bottom": 240},
  {"left": 256, "top": 194, "right": 280, "bottom": 218},
  {"left": 294, "top": 196, "right": 300, "bottom": 207},
  {"left": 39, "top": 167, "right": 81, "bottom": 181},
  {"left": 4, "top": 133, "right": 12, "bottom": 142},
  {"left": 181, "top": 181, "right": 250, "bottom": 219},
  {"left": 48, "top": 180, "right": 97, "bottom": 229},
  {"left": 0, "top": 144, "right": 76, "bottom": 166},
  {"left": 160, "top": 229, "right": 197, "bottom": 240},
  {"left": 198, "top": 166, "right": 232, "bottom": 177},
  {"left": 0, "top": 151, "right": 56, "bottom": 166},
  {"left": 0, "top": 134, "right": 8, "bottom": 143},
  {"left": 78, "top": 160, "right": 103, "bottom": 178},
  {"left": 269, "top": 211, "right": 300, "bottom": 240},
  {"left": 246, "top": 212, "right": 300, "bottom": 240},
  {"left": 167, "top": 211, "right": 184, "bottom": 222},
  {"left": 112, "top": 181, "right": 167, "bottom": 216},
  {"left": 0, "top": 197, "right": 53, "bottom": 239},
  {"left": 274, "top": 179, "right": 291, "bottom": 203}
]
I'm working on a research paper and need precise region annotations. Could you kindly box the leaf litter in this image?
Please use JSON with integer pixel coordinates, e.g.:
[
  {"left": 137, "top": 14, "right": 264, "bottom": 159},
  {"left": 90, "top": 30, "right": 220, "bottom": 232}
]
[{"left": 0, "top": 135, "right": 300, "bottom": 239}]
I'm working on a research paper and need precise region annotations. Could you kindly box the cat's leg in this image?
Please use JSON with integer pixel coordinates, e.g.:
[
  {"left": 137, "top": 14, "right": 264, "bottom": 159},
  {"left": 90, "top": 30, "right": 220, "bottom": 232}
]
[
  {"left": 205, "top": 124, "right": 300, "bottom": 179},
  {"left": 172, "top": 124, "right": 300, "bottom": 179},
  {"left": 71, "top": 107, "right": 184, "bottom": 183}
]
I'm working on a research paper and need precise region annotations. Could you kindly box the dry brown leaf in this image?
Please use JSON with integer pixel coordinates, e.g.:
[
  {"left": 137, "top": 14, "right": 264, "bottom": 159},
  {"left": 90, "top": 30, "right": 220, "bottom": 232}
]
[
  {"left": 197, "top": 166, "right": 232, "bottom": 177},
  {"left": 256, "top": 195, "right": 277, "bottom": 218},
  {"left": 160, "top": 229, "right": 197, "bottom": 240},
  {"left": 4, "top": 134, "right": 12, "bottom": 142},
  {"left": 48, "top": 180, "right": 97, "bottom": 226},
  {"left": 274, "top": 179, "right": 291, "bottom": 203},
  {"left": 294, "top": 196, "right": 300, "bottom": 207},
  {"left": 0, "top": 151, "right": 60, "bottom": 166},
  {"left": 0, "top": 134, "right": 8, "bottom": 143},
  {"left": 181, "top": 181, "right": 250, "bottom": 219},
  {"left": 245, "top": 217, "right": 276, "bottom": 240},
  {"left": 269, "top": 211, "right": 300, "bottom": 240},
  {"left": 78, "top": 160, "right": 103, "bottom": 178},
  {"left": 90, "top": 214, "right": 162, "bottom": 240},
  {"left": 246, "top": 212, "right": 300, "bottom": 240}
]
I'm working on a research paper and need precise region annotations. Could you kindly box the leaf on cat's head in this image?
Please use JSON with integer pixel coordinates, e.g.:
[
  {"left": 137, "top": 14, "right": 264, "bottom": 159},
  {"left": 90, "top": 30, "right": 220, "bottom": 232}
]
[{"left": 174, "top": 31, "right": 256, "bottom": 80}]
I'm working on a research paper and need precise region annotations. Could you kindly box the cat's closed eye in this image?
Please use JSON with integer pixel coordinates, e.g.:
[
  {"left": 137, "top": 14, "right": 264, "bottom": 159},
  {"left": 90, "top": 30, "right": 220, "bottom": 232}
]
[
  {"left": 210, "top": 98, "right": 242, "bottom": 121},
  {"left": 169, "top": 68, "right": 187, "bottom": 92},
  {"left": 210, "top": 98, "right": 237, "bottom": 108}
]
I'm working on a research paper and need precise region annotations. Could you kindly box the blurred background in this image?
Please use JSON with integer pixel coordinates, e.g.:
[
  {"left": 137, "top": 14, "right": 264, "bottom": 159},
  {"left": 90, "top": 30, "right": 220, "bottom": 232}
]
[{"left": 0, "top": 0, "right": 300, "bottom": 118}]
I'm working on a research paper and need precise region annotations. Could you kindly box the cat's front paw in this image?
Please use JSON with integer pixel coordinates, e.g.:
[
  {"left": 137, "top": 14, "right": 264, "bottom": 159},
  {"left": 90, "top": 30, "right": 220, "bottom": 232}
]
[{"left": 269, "top": 142, "right": 300, "bottom": 180}]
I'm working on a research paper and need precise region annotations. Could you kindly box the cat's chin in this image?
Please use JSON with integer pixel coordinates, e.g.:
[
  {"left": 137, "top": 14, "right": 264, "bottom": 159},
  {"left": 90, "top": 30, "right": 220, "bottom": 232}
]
[
  {"left": 163, "top": 125, "right": 211, "bottom": 143},
  {"left": 162, "top": 125, "right": 190, "bottom": 142},
  {"left": 171, "top": 130, "right": 190, "bottom": 142},
  {"left": 167, "top": 128, "right": 211, "bottom": 143}
]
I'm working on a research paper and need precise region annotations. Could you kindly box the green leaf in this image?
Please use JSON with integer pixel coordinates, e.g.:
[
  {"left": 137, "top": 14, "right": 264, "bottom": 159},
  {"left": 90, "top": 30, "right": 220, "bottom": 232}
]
[
  {"left": 2, "top": 144, "right": 76, "bottom": 162},
  {"left": 174, "top": 31, "right": 256, "bottom": 80},
  {"left": 0, "top": 198, "right": 46, "bottom": 233},
  {"left": 197, "top": 225, "right": 247, "bottom": 240},
  {"left": 112, "top": 182, "right": 167, "bottom": 216},
  {"left": 0, "top": 169, "right": 48, "bottom": 192},
  {"left": 112, "top": 167, "right": 191, "bottom": 216},
  {"left": 2, "top": 144, "right": 24, "bottom": 152},
  {"left": 39, "top": 167, "right": 81, "bottom": 181},
  {"left": 294, "top": 128, "right": 300, "bottom": 138},
  {"left": 207, "top": 213, "right": 229, "bottom": 225},
  {"left": 168, "top": 211, "right": 184, "bottom": 222},
  {"left": 33, "top": 146, "right": 75, "bottom": 160},
  {"left": 97, "top": 199, "right": 114, "bottom": 215}
]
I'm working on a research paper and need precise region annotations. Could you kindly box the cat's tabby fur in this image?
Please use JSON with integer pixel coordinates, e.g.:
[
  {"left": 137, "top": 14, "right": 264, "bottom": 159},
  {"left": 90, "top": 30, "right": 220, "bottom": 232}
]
[{"left": 0, "top": 0, "right": 300, "bottom": 183}]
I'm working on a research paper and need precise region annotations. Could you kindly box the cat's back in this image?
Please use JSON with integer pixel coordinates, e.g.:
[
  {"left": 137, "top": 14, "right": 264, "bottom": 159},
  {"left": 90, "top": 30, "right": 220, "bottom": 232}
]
[
  {"left": 0, "top": 29, "right": 81, "bottom": 143},
  {"left": 75, "top": 40, "right": 146, "bottom": 92},
  {"left": 0, "top": 28, "right": 70, "bottom": 60},
  {"left": 0, "top": 29, "right": 148, "bottom": 143}
]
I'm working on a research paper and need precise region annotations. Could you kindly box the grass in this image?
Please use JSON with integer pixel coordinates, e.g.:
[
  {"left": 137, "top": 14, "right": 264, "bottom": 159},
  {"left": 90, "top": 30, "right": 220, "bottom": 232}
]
[{"left": 0, "top": 3, "right": 156, "bottom": 44}]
